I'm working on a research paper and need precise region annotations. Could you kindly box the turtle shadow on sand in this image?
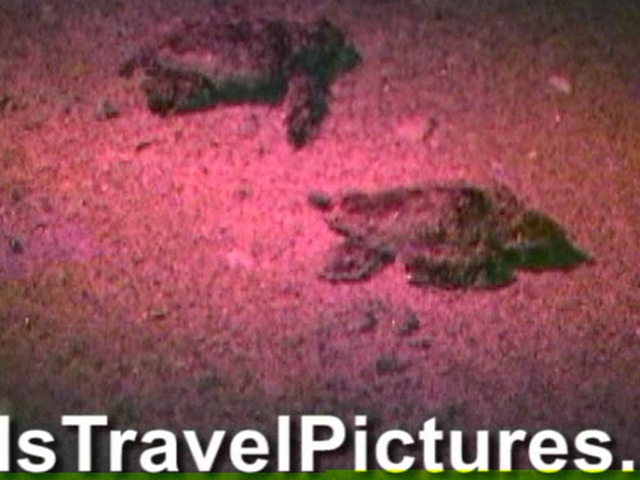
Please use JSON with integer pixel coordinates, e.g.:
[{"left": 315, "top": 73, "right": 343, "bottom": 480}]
[
  {"left": 309, "top": 182, "right": 592, "bottom": 289},
  {"left": 119, "top": 17, "right": 361, "bottom": 148}
]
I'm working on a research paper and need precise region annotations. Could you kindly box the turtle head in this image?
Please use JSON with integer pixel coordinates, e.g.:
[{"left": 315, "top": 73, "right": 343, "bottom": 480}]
[{"left": 504, "top": 210, "right": 592, "bottom": 270}]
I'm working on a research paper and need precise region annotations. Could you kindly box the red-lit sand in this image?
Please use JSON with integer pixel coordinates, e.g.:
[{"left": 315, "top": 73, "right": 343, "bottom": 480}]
[{"left": 1, "top": 0, "right": 640, "bottom": 471}]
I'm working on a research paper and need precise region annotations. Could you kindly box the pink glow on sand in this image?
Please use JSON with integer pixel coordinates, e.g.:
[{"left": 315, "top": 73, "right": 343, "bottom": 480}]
[{"left": 1, "top": 0, "right": 640, "bottom": 471}]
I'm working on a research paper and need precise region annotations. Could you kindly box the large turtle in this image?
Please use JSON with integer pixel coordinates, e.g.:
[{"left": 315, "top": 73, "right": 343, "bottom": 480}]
[
  {"left": 309, "top": 182, "right": 591, "bottom": 288},
  {"left": 119, "top": 17, "right": 361, "bottom": 148}
]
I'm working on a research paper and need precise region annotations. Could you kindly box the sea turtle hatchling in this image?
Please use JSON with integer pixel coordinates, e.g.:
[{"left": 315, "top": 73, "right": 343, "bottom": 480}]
[
  {"left": 309, "top": 182, "right": 591, "bottom": 288},
  {"left": 119, "top": 17, "right": 361, "bottom": 148}
]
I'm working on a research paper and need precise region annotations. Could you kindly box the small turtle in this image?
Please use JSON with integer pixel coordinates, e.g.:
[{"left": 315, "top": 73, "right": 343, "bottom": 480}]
[
  {"left": 119, "top": 17, "right": 361, "bottom": 148},
  {"left": 309, "top": 182, "right": 591, "bottom": 288}
]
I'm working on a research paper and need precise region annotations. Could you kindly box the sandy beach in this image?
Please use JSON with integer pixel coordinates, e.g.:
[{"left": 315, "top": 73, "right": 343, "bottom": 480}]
[{"left": 1, "top": 0, "right": 639, "bottom": 471}]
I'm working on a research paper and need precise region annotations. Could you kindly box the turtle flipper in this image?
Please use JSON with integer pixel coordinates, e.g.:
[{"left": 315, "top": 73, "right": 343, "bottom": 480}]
[
  {"left": 284, "top": 70, "right": 328, "bottom": 148},
  {"left": 320, "top": 239, "right": 395, "bottom": 282},
  {"left": 404, "top": 251, "right": 515, "bottom": 289}
]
